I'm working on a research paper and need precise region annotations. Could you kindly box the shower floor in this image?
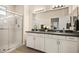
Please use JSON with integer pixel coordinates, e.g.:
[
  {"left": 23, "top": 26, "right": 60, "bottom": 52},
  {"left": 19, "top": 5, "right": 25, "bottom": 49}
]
[{"left": 10, "top": 45, "right": 43, "bottom": 53}]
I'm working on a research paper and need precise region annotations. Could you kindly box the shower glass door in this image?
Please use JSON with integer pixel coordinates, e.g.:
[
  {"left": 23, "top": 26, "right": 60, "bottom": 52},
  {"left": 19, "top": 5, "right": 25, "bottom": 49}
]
[
  {"left": 0, "top": 6, "right": 23, "bottom": 52},
  {"left": 8, "top": 15, "right": 23, "bottom": 49},
  {"left": 0, "top": 17, "right": 8, "bottom": 52}
]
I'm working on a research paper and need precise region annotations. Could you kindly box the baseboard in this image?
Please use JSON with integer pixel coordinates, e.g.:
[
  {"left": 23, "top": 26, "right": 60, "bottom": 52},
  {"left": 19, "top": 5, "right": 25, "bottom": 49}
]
[{"left": 5, "top": 43, "right": 23, "bottom": 53}]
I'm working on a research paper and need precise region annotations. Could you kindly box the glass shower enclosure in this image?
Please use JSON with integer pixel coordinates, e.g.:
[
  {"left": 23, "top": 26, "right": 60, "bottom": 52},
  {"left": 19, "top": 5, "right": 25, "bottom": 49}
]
[{"left": 0, "top": 6, "right": 23, "bottom": 53}]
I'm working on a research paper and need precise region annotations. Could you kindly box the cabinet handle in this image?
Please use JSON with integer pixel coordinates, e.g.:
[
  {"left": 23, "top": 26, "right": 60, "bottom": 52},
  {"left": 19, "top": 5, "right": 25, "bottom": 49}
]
[
  {"left": 33, "top": 37, "right": 35, "bottom": 40},
  {"left": 16, "top": 19, "right": 17, "bottom": 24},
  {"left": 57, "top": 41, "right": 60, "bottom": 45}
]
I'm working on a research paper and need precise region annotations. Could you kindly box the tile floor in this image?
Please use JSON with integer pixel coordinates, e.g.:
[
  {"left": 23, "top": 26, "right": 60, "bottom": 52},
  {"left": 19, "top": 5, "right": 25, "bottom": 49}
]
[{"left": 10, "top": 45, "right": 43, "bottom": 53}]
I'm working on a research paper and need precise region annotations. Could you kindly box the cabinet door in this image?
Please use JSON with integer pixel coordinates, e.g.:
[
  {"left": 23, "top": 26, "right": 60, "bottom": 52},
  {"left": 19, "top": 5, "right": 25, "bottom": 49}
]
[
  {"left": 59, "top": 40, "right": 78, "bottom": 53},
  {"left": 35, "top": 37, "right": 45, "bottom": 51},
  {"left": 26, "top": 35, "right": 34, "bottom": 48},
  {"left": 45, "top": 38, "right": 58, "bottom": 53}
]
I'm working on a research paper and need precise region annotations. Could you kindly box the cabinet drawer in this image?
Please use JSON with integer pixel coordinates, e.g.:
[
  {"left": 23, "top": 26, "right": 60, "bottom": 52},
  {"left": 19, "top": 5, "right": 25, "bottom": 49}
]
[
  {"left": 57, "top": 36, "right": 66, "bottom": 40},
  {"left": 45, "top": 34, "right": 65, "bottom": 40},
  {"left": 34, "top": 33, "right": 44, "bottom": 37},
  {"left": 45, "top": 34, "right": 58, "bottom": 39},
  {"left": 27, "top": 33, "right": 34, "bottom": 36},
  {"left": 66, "top": 36, "right": 78, "bottom": 41},
  {"left": 49, "top": 35, "right": 58, "bottom": 39},
  {"left": 27, "top": 33, "right": 44, "bottom": 37}
]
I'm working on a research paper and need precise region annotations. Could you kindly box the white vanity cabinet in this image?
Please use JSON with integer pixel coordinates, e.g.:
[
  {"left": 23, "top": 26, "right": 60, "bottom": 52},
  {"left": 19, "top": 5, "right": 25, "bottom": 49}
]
[
  {"left": 26, "top": 33, "right": 45, "bottom": 52},
  {"left": 34, "top": 34, "right": 45, "bottom": 51},
  {"left": 44, "top": 34, "right": 79, "bottom": 53},
  {"left": 26, "top": 32, "right": 79, "bottom": 53},
  {"left": 45, "top": 34, "right": 58, "bottom": 53},
  {"left": 26, "top": 33, "right": 35, "bottom": 48},
  {"left": 44, "top": 35, "right": 66, "bottom": 53},
  {"left": 59, "top": 37, "right": 79, "bottom": 53}
]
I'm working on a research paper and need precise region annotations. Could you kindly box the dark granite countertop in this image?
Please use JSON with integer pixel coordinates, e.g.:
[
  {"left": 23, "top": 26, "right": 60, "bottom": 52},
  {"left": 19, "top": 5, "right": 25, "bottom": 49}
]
[{"left": 26, "top": 31, "right": 79, "bottom": 37}]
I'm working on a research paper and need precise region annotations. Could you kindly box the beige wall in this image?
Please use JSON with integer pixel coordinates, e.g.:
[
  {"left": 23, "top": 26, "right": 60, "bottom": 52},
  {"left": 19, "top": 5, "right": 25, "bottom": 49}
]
[
  {"left": 23, "top": 5, "right": 34, "bottom": 44},
  {"left": 23, "top": 5, "right": 30, "bottom": 44},
  {"left": 15, "top": 5, "right": 24, "bottom": 15},
  {"left": 6, "top": 5, "right": 15, "bottom": 12},
  {"left": 6, "top": 5, "right": 24, "bottom": 16},
  {"left": 68, "top": 5, "right": 78, "bottom": 16}
]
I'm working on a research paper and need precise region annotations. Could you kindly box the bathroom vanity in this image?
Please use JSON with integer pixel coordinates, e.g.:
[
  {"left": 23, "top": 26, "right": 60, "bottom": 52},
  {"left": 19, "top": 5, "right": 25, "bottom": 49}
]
[{"left": 26, "top": 31, "right": 79, "bottom": 53}]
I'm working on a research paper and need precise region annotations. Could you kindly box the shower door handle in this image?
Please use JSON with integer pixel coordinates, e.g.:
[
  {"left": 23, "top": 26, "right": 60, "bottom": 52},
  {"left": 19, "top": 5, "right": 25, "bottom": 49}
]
[
  {"left": 18, "top": 24, "right": 20, "bottom": 28},
  {"left": 15, "top": 19, "right": 17, "bottom": 24}
]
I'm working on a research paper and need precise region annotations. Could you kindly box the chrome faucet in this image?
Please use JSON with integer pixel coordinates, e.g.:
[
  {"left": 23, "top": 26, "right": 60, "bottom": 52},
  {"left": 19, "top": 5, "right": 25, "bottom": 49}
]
[{"left": 63, "top": 28, "right": 65, "bottom": 32}]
